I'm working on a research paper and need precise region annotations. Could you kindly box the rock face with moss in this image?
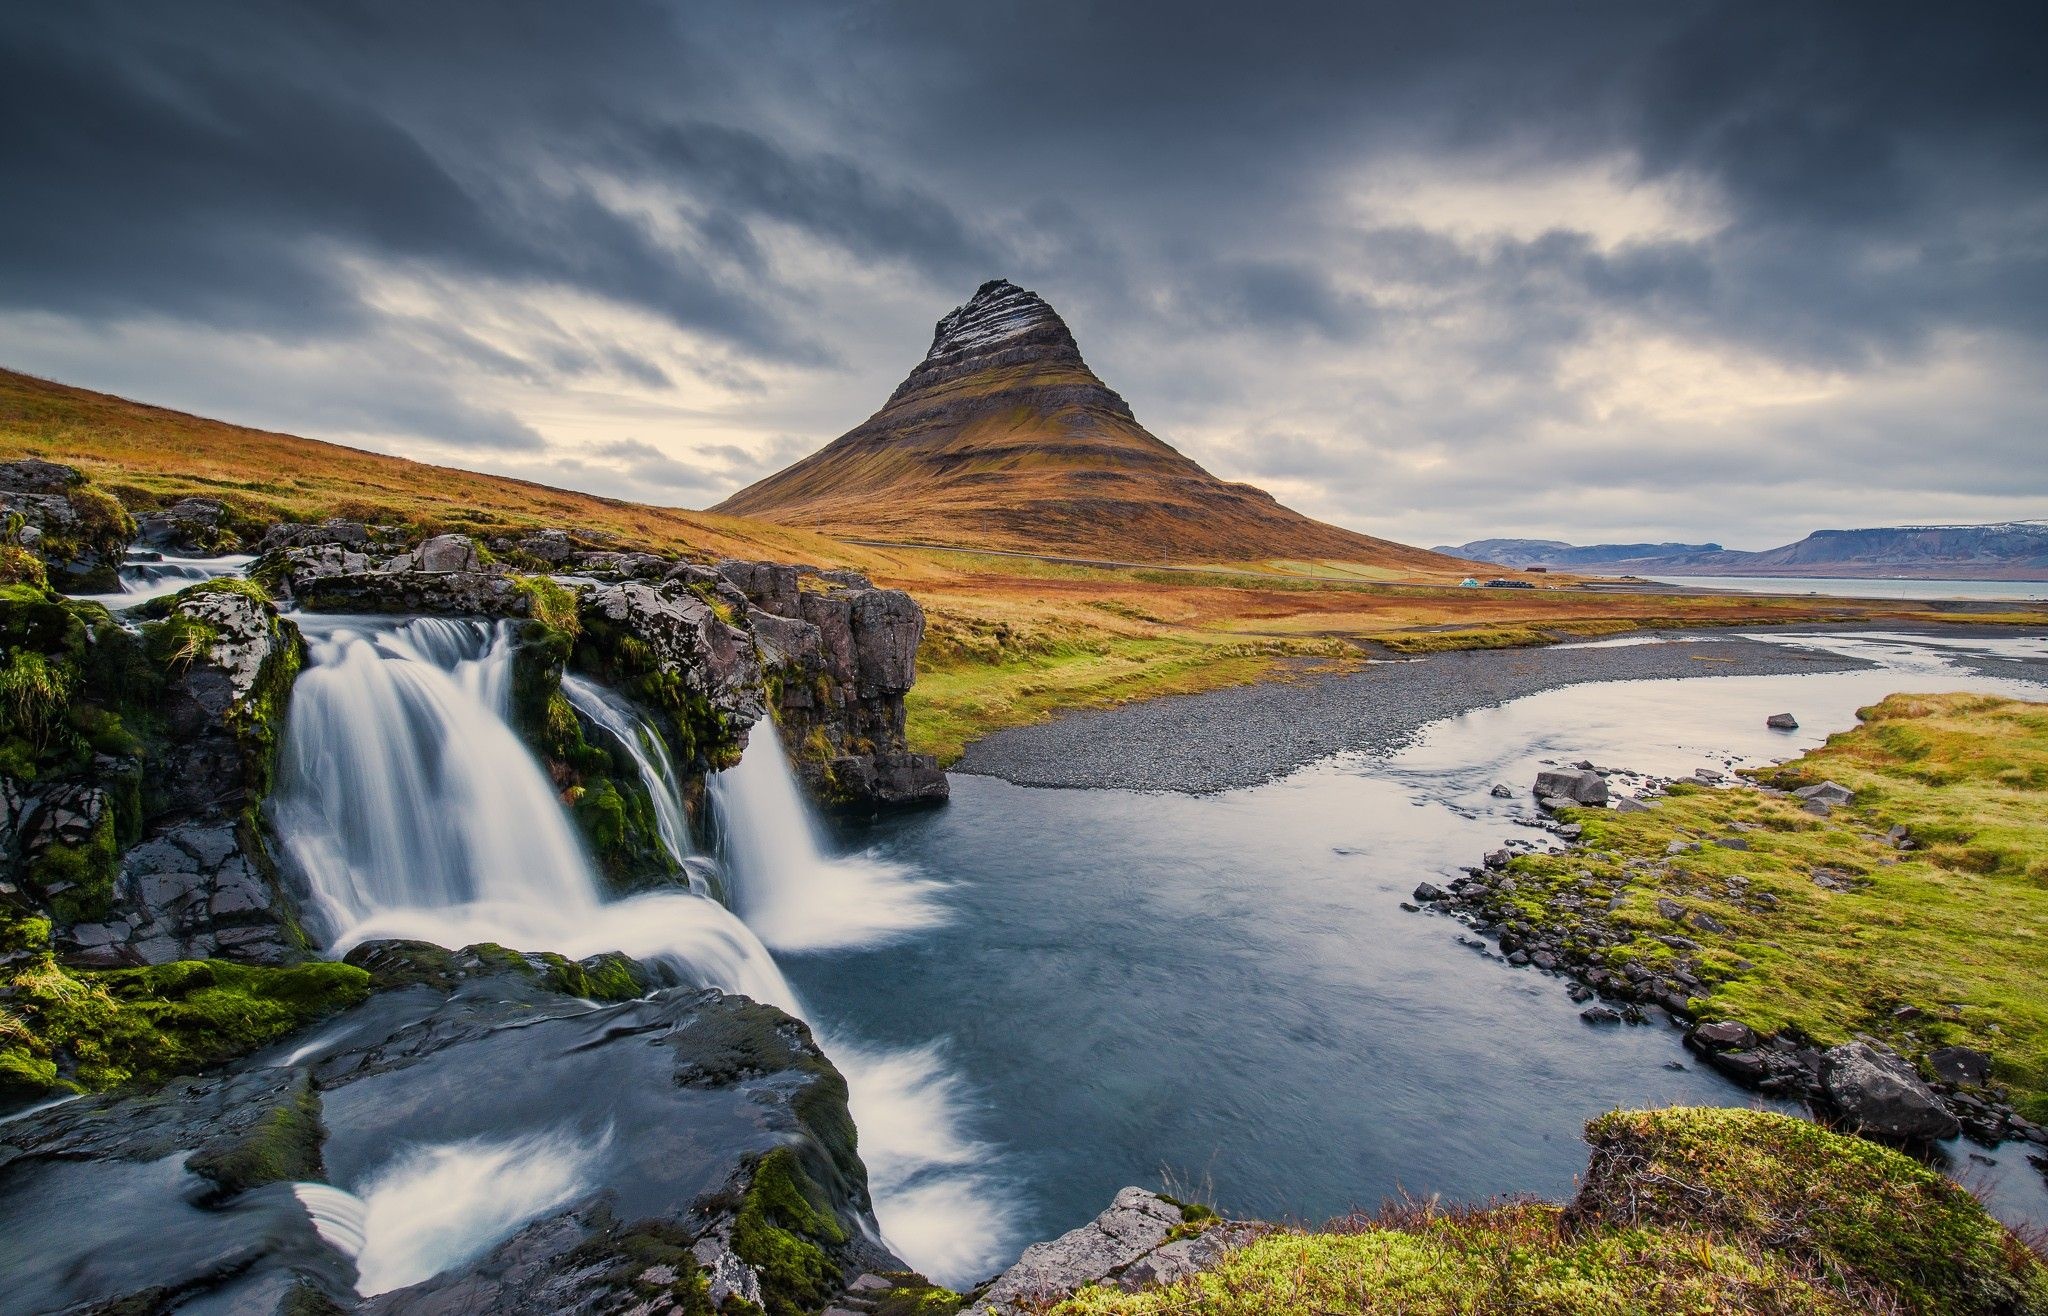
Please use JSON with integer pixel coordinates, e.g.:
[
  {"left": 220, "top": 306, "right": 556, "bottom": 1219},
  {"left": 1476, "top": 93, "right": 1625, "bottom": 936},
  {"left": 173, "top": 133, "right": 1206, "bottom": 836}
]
[
  {"left": 67, "top": 579, "right": 307, "bottom": 967},
  {"left": 0, "top": 458, "right": 136, "bottom": 592},
  {"left": 257, "top": 521, "right": 946, "bottom": 819},
  {"left": 0, "top": 942, "right": 897, "bottom": 1314},
  {"left": 717, "top": 559, "right": 948, "bottom": 811}
]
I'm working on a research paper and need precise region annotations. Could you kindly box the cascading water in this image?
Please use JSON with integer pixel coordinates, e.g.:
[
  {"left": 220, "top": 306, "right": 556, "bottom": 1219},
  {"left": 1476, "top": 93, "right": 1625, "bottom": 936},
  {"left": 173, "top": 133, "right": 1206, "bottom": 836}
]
[
  {"left": 269, "top": 613, "right": 1007, "bottom": 1285},
  {"left": 709, "top": 732, "right": 945, "bottom": 952},
  {"left": 269, "top": 615, "right": 793, "bottom": 1007},
  {"left": 76, "top": 550, "right": 256, "bottom": 610},
  {"left": 560, "top": 673, "right": 696, "bottom": 867}
]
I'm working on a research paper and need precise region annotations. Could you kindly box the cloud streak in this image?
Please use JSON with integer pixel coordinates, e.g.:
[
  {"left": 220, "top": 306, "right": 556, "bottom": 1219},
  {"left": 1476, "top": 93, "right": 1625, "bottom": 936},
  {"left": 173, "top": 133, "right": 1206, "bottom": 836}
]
[{"left": 0, "top": 0, "right": 2040, "bottom": 547}]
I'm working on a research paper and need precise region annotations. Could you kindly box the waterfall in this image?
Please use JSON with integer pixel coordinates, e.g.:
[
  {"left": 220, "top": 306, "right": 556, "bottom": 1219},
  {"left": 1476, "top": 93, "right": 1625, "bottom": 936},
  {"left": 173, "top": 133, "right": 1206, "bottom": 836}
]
[
  {"left": 76, "top": 551, "right": 255, "bottom": 609},
  {"left": 560, "top": 673, "right": 695, "bottom": 865},
  {"left": 269, "top": 616, "right": 796, "bottom": 1010},
  {"left": 708, "top": 732, "right": 946, "bottom": 952},
  {"left": 270, "top": 613, "right": 997, "bottom": 1285}
]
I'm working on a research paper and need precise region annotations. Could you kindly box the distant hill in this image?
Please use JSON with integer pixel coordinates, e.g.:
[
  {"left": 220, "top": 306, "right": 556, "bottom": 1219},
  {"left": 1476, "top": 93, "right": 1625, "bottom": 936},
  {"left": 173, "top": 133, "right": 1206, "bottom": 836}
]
[
  {"left": 1434, "top": 538, "right": 1723, "bottom": 569},
  {"left": 1445, "top": 524, "right": 2048, "bottom": 580},
  {"left": 715, "top": 279, "right": 1467, "bottom": 572}
]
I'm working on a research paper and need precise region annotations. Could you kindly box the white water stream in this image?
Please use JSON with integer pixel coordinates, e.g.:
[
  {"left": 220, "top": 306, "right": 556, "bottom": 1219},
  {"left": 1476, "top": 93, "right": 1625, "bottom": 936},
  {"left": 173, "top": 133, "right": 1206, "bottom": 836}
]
[
  {"left": 74, "top": 551, "right": 256, "bottom": 610},
  {"left": 269, "top": 614, "right": 1000, "bottom": 1286}
]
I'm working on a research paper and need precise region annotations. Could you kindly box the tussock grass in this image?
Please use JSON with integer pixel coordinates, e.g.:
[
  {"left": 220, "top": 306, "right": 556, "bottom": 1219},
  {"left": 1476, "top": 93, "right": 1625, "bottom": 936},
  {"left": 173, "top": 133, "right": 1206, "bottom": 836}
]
[{"left": 1055, "top": 1108, "right": 2048, "bottom": 1316}]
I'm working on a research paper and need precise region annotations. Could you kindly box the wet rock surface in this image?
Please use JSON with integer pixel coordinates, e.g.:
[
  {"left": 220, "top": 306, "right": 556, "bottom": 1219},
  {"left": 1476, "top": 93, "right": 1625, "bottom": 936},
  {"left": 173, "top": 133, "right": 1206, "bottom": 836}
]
[{"left": 0, "top": 946, "right": 892, "bottom": 1314}]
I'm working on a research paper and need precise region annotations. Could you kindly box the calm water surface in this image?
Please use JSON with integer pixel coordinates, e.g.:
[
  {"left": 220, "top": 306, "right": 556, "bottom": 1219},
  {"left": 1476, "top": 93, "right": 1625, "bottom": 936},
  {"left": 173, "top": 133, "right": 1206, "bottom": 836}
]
[{"left": 788, "top": 632, "right": 2048, "bottom": 1276}]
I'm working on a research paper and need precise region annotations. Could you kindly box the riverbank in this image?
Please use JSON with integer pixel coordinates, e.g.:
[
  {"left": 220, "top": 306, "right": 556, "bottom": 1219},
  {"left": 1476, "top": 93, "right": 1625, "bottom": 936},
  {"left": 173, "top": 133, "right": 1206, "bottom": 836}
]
[
  {"left": 1425, "top": 692, "right": 2048, "bottom": 1129},
  {"left": 952, "top": 624, "right": 2048, "bottom": 792}
]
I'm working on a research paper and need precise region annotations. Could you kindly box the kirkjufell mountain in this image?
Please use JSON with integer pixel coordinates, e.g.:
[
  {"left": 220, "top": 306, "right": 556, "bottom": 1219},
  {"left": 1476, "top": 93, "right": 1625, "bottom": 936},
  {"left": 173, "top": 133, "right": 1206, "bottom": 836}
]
[{"left": 716, "top": 279, "right": 1465, "bottom": 569}]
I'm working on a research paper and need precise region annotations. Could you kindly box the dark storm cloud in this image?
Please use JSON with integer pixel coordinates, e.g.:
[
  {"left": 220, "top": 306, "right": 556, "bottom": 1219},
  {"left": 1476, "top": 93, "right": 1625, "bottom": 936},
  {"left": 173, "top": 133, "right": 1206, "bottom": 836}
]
[{"left": 0, "top": 0, "right": 2041, "bottom": 540}]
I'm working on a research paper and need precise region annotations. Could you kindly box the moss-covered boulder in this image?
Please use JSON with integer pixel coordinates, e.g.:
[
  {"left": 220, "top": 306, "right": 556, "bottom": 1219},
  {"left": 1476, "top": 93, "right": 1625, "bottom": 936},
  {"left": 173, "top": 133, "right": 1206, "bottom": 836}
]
[
  {"left": 0, "top": 458, "right": 135, "bottom": 593},
  {"left": 1572, "top": 1107, "right": 2048, "bottom": 1316}
]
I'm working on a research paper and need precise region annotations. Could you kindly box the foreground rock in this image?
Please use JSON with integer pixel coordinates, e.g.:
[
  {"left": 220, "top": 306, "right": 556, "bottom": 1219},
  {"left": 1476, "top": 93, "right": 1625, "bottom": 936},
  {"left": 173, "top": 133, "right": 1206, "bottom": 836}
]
[
  {"left": 969, "top": 1188, "right": 1258, "bottom": 1314},
  {"left": 0, "top": 942, "right": 894, "bottom": 1314}
]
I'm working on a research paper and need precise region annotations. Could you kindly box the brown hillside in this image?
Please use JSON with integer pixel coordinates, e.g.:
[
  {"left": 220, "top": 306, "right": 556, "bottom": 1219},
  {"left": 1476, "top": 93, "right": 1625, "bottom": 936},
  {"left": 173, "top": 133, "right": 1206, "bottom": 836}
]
[
  {"left": 0, "top": 366, "right": 899, "bottom": 569},
  {"left": 715, "top": 280, "right": 1465, "bottom": 570}
]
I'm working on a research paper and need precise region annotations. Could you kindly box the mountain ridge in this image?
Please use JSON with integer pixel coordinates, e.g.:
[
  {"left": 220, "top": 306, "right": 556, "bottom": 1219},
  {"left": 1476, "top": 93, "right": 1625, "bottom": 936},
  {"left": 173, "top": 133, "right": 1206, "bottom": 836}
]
[
  {"left": 715, "top": 279, "right": 1467, "bottom": 572},
  {"left": 1441, "top": 522, "right": 2048, "bottom": 580}
]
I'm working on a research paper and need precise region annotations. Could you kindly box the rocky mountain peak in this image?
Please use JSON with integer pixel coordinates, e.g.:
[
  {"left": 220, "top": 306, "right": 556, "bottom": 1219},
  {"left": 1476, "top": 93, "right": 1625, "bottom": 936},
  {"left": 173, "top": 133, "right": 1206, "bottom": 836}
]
[{"left": 919, "top": 277, "right": 1082, "bottom": 371}]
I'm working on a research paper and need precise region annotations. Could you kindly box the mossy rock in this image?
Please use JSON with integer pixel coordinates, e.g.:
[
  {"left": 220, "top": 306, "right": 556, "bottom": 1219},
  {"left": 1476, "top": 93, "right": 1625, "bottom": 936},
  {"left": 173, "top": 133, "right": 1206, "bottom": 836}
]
[
  {"left": 1, "top": 945, "right": 371, "bottom": 1104},
  {"left": 1573, "top": 1107, "right": 2048, "bottom": 1316},
  {"left": 730, "top": 1145, "right": 850, "bottom": 1316}
]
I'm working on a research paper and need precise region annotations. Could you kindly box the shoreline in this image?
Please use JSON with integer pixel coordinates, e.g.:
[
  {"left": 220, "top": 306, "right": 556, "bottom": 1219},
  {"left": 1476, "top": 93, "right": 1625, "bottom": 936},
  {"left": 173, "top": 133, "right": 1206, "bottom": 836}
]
[{"left": 953, "top": 621, "right": 2048, "bottom": 793}]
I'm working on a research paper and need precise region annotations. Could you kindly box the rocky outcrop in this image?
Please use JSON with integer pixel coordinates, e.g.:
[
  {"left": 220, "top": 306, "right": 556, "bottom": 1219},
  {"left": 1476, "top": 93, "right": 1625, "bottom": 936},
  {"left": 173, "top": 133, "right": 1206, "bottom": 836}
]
[
  {"left": 0, "top": 943, "right": 894, "bottom": 1314},
  {"left": 136, "top": 495, "right": 245, "bottom": 554},
  {"left": 718, "top": 560, "right": 947, "bottom": 811},
  {"left": 969, "top": 1188, "right": 1257, "bottom": 1314},
  {"left": 259, "top": 522, "right": 945, "bottom": 813},
  {"left": 0, "top": 458, "right": 135, "bottom": 591}
]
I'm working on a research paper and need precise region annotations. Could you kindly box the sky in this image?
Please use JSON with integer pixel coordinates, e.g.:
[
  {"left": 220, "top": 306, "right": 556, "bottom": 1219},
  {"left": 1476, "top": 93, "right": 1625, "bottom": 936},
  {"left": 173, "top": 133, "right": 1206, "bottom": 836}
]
[{"left": 5, "top": 1, "right": 2044, "bottom": 551}]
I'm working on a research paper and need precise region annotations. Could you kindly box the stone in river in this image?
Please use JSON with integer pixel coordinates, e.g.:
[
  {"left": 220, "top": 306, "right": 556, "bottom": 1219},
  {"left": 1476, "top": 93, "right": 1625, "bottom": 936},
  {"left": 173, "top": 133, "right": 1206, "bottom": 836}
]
[
  {"left": 1534, "top": 768, "right": 1608, "bottom": 806},
  {"left": 1820, "top": 1042, "right": 1960, "bottom": 1141},
  {"left": 1766, "top": 713, "right": 1799, "bottom": 729}
]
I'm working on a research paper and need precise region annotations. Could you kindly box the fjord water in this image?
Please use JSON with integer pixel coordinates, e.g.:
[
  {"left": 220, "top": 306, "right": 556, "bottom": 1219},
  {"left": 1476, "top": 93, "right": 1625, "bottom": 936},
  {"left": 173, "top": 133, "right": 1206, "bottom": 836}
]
[{"left": 788, "top": 630, "right": 2048, "bottom": 1266}]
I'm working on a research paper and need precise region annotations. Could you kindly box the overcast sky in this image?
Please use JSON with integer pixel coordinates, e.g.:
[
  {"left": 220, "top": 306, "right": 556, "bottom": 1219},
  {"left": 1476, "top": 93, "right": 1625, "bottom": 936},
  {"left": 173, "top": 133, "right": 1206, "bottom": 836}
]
[{"left": 6, "top": 2, "right": 2044, "bottom": 549}]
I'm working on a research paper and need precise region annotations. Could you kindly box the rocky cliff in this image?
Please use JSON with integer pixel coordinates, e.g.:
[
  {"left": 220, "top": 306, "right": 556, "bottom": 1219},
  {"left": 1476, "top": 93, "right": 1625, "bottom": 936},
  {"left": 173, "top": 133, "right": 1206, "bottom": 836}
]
[{"left": 4, "top": 463, "right": 944, "bottom": 971}]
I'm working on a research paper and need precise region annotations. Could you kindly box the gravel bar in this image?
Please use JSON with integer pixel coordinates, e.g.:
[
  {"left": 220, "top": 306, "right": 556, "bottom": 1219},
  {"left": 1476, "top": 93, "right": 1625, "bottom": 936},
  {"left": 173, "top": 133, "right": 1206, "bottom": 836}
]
[{"left": 953, "top": 624, "right": 2048, "bottom": 793}]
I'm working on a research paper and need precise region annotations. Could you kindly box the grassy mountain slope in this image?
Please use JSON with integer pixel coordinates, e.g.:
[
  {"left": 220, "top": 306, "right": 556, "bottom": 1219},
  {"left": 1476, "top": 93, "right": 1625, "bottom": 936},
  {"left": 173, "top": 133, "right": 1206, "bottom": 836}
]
[
  {"left": 0, "top": 367, "right": 895, "bottom": 571},
  {"left": 716, "top": 280, "right": 1473, "bottom": 572}
]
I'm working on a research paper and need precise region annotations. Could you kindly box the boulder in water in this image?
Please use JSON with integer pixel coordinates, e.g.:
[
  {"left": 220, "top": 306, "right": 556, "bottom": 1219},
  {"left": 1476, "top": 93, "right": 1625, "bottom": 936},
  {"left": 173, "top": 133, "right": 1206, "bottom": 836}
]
[
  {"left": 1534, "top": 768, "right": 1608, "bottom": 806},
  {"left": 1819, "top": 1042, "right": 1959, "bottom": 1141},
  {"left": 1766, "top": 712, "right": 1799, "bottom": 730}
]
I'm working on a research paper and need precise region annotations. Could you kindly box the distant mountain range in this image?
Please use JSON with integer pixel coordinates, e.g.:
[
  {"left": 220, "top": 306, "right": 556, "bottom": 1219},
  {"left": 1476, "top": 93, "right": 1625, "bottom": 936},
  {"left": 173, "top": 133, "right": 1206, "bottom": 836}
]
[
  {"left": 1437, "top": 523, "right": 2048, "bottom": 580},
  {"left": 717, "top": 279, "right": 1468, "bottom": 571}
]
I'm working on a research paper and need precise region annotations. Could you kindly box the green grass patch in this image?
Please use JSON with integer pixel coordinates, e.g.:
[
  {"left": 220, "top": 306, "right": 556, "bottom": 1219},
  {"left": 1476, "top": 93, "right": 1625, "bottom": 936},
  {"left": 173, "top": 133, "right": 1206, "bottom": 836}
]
[
  {"left": 1055, "top": 1108, "right": 2048, "bottom": 1316},
  {"left": 1509, "top": 693, "right": 2048, "bottom": 1117}
]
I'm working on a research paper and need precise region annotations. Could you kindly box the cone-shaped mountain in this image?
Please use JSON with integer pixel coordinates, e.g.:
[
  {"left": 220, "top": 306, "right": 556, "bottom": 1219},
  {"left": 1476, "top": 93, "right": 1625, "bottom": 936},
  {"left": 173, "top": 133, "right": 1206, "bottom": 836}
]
[{"left": 715, "top": 279, "right": 1460, "bottom": 569}]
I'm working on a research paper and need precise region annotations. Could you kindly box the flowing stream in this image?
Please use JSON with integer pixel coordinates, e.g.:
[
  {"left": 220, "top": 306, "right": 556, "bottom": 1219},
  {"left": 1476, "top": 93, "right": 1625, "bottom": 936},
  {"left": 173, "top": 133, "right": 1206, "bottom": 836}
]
[
  {"left": 75, "top": 551, "right": 256, "bottom": 610},
  {"left": 267, "top": 613, "right": 1002, "bottom": 1287}
]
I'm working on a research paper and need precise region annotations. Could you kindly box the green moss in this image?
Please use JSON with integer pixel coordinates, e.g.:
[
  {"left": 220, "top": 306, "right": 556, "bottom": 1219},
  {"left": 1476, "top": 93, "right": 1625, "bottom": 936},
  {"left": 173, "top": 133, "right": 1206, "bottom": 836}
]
[
  {"left": 870, "top": 1274, "right": 966, "bottom": 1316},
  {"left": 33, "top": 811, "right": 119, "bottom": 923},
  {"left": 1577, "top": 1107, "right": 2048, "bottom": 1316},
  {"left": 185, "top": 1078, "right": 326, "bottom": 1193},
  {"left": 2, "top": 947, "right": 370, "bottom": 1097},
  {"left": 1056, "top": 1108, "right": 2048, "bottom": 1316},
  {"left": 512, "top": 573, "right": 582, "bottom": 636},
  {"left": 1499, "top": 693, "right": 2048, "bottom": 1113},
  {"left": 143, "top": 611, "right": 222, "bottom": 671},
  {"left": 730, "top": 1146, "right": 848, "bottom": 1316}
]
